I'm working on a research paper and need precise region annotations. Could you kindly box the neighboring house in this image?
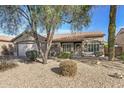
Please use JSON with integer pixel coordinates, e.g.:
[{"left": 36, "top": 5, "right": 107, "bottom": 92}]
[
  {"left": 11, "top": 31, "right": 105, "bottom": 57},
  {"left": 115, "top": 28, "right": 124, "bottom": 52},
  {"left": 0, "top": 36, "right": 13, "bottom": 56}
]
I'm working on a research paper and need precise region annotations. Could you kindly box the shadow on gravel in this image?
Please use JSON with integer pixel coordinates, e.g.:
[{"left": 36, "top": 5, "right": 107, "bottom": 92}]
[
  {"left": 17, "top": 58, "right": 44, "bottom": 64},
  {"left": 18, "top": 58, "right": 35, "bottom": 64},
  {"left": 51, "top": 67, "right": 61, "bottom": 75},
  {"left": 108, "top": 74, "right": 123, "bottom": 79},
  {"left": 102, "top": 64, "right": 124, "bottom": 71},
  {"left": 0, "top": 62, "right": 18, "bottom": 72},
  {"left": 35, "top": 59, "right": 44, "bottom": 64},
  {"left": 108, "top": 74, "right": 118, "bottom": 79}
]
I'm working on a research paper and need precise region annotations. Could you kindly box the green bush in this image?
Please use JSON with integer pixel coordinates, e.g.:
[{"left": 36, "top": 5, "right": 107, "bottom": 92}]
[
  {"left": 120, "top": 53, "right": 124, "bottom": 61},
  {"left": 59, "top": 60, "right": 77, "bottom": 77},
  {"left": 26, "top": 50, "right": 38, "bottom": 61},
  {"left": 94, "top": 51, "right": 103, "bottom": 57},
  {"left": 58, "top": 52, "right": 72, "bottom": 59}
]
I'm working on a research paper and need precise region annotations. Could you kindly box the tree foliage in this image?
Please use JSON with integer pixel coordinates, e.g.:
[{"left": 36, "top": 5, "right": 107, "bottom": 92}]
[
  {"left": 0, "top": 5, "right": 92, "bottom": 63},
  {"left": 0, "top": 6, "right": 92, "bottom": 34}
]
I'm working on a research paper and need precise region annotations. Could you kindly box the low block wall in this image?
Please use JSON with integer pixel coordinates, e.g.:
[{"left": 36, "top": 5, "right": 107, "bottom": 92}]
[{"left": 104, "top": 46, "right": 122, "bottom": 57}]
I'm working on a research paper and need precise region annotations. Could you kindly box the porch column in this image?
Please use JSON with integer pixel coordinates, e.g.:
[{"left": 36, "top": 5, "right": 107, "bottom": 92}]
[
  {"left": 82, "top": 40, "right": 85, "bottom": 53},
  {"left": 99, "top": 41, "right": 105, "bottom": 56},
  {"left": 60, "top": 42, "right": 63, "bottom": 52},
  {"left": 71, "top": 43, "right": 74, "bottom": 52},
  {"left": 15, "top": 43, "right": 18, "bottom": 57}
]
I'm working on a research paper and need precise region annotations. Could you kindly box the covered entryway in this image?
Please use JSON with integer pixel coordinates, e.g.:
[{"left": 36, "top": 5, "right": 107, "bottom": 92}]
[
  {"left": 74, "top": 43, "right": 82, "bottom": 53},
  {"left": 73, "top": 43, "right": 82, "bottom": 58}
]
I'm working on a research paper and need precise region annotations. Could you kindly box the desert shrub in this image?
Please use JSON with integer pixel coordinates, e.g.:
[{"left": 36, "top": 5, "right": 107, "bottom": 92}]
[
  {"left": 59, "top": 60, "right": 77, "bottom": 77},
  {"left": 0, "top": 61, "right": 17, "bottom": 71},
  {"left": 58, "top": 52, "right": 72, "bottom": 59},
  {"left": 94, "top": 51, "right": 103, "bottom": 57},
  {"left": 26, "top": 50, "right": 38, "bottom": 61},
  {"left": 1, "top": 45, "right": 9, "bottom": 56}
]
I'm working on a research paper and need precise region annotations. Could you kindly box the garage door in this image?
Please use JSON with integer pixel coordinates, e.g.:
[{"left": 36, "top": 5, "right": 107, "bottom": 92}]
[{"left": 18, "top": 43, "right": 38, "bottom": 56}]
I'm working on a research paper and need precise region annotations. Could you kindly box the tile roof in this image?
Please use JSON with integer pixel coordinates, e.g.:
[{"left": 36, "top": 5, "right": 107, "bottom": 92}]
[
  {"left": 53, "top": 32, "right": 104, "bottom": 42},
  {"left": 11, "top": 31, "right": 46, "bottom": 42},
  {"left": 115, "top": 28, "right": 124, "bottom": 44},
  {"left": 0, "top": 36, "right": 13, "bottom": 42},
  {"left": 3, "top": 31, "right": 104, "bottom": 42},
  {"left": 116, "top": 28, "right": 124, "bottom": 37}
]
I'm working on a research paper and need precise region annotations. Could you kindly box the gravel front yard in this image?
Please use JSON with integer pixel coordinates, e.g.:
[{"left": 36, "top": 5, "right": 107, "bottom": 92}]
[{"left": 0, "top": 58, "right": 124, "bottom": 88}]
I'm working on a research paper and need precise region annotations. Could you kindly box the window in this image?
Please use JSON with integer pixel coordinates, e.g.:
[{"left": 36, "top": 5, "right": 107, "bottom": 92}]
[
  {"left": 62, "top": 43, "right": 72, "bottom": 52},
  {"left": 87, "top": 42, "right": 100, "bottom": 52}
]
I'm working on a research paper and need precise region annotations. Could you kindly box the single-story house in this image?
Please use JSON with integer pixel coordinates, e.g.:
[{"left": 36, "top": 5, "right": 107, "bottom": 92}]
[
  {"left": 116, "top": 28, "right": 124, "bottom": 52},
  {"left": 11, "top": 31, "right": 105, "bottom": 57}
]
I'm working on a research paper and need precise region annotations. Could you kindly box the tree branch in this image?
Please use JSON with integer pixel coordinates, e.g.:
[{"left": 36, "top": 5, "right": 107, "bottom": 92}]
[
  {"left": 62, "top": 19, "right": 72, "bottom": 23},
  {"left": 17, "top": 7, "right": 32, "bottom": 27},
  {"left": 26, "top": 5, "right": 33, "bottom": 27}
]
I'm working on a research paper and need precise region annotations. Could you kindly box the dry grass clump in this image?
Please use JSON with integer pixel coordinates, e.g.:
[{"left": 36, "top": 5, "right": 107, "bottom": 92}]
[
  {"left": 0, "top": 62, "right": 18, "bottom": 72},
  {"left": 59, "top": 60, "right": 77, "bottom": 77}
]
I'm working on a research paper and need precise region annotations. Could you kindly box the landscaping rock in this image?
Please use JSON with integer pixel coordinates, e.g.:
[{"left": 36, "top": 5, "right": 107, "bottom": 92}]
[
  {"left": 113, "top": 73, "right": 123, "bottom": 79},
  {"left": 92, "top": 60, "right": 101, "bottom": 65},
  {"left": 96, "top": 60, "right": 101, "bottom": 65}
]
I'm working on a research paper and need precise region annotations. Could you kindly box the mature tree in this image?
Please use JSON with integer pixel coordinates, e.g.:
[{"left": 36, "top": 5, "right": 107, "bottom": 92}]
[
  {"left": 108, "top": 5, "right": 117, "bottom": 61},
  {"left": 0, "top": 5, "right": 92, "bottom": 64},
  {"left": 38, "top": 6, "right": 92, "bottom": 63}
]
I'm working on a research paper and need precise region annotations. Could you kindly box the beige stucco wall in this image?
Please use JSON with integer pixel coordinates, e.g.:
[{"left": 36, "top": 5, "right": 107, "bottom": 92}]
[
  {"left": 85, "top": 37, "right": 104, "bottom": 42},
  {"left": 13, "top": 33, "right": 35, "bottom": 44},
  {"left": 13, "top": 32, "right": 46, "bottom": 44},
  {"left": 116, "top": 31, "right": 124, "bottom": 52}
]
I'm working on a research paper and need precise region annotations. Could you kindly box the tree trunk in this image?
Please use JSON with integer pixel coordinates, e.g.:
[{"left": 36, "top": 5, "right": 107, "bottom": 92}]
[
  {"left": 32, "top": 24, "right": 55, "bottom": 64},
  {"left": 108, "top": 5, "right": 117, "bottom": 61},
  {"left": 42, "top": 29, "right": 55, "bottom": 64},
  {"left": 42, "top": 54, "right": 47, "bottom": 64},
  {"left": 32, "top": 21, "right": 45, "bottom": 63},
  {"left": 27, "top": 6, "right": 55, "bottom": 64}
]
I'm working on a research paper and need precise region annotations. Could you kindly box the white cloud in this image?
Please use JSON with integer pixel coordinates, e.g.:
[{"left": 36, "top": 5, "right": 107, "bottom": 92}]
[{"left": 55, "top": 29, "right": 71, "bottom": 35}]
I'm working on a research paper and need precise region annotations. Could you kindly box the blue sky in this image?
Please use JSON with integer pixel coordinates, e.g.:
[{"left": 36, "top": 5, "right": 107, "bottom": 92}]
[
  {"left": 57, "top": 5, "right": 124, "bottom": 41},
  {"left": 1, "top": 5, "right": 124, "bottom": 41}
]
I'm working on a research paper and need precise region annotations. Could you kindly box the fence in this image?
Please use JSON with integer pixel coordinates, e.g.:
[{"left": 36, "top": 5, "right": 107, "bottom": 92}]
[{"left": 104, "top": 46, "right": 122, "bottom": 57}]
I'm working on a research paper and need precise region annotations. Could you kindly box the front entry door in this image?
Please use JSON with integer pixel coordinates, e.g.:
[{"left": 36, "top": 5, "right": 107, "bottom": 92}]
[{"left": 74, "top": 43, "right": 82, "bottom": 56}]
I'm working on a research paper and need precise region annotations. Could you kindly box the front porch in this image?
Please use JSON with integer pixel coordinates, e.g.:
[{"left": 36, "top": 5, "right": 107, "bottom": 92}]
[{"left": 50, "top": 39, "right": 104, "bottom": 57}]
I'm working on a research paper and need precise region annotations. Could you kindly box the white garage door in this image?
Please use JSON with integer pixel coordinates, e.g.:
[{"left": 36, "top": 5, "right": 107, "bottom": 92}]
[{"left": 18, "top": 43, "right": 38, "bottom": 56}]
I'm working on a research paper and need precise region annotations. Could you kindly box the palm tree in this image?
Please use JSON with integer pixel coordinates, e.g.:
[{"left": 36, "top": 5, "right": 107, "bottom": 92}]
[{"left": 108, "top": 5, "right": 117, "bottom": 61}]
